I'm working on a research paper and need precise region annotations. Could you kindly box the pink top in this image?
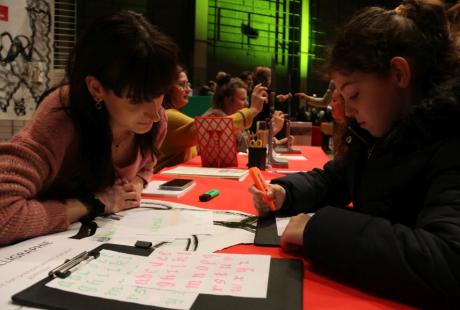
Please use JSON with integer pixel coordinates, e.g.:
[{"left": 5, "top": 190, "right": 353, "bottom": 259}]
[{"left": 0, "top": 88, "right": 167, "bottom": 246}]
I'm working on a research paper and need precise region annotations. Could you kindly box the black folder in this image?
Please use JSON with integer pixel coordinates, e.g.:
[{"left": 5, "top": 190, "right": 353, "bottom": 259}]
[
  {"left": 12, "top": 243, "right": 303, "bottom": 310},
  {"left": 254, "top": 214, "right": 282, "bottom": 246}
]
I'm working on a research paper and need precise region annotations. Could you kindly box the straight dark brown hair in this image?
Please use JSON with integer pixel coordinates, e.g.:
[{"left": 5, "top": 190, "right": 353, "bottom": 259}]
[{"left": 65, "top": 10, "right": 178, "bottom": 193}]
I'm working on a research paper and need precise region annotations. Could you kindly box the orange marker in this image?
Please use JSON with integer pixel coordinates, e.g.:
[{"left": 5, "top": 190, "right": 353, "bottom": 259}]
[{"left": 249, "top": 167, "right": 276, "bottom": 211}]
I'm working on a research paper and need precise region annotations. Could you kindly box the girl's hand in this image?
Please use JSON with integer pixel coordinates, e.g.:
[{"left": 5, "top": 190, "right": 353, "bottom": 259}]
[
  {"left": 280, "top": 213, "right": 312, "bottom": 251},
  {"left": 248, "top": 183, "right": 286, "bottom": 215}
]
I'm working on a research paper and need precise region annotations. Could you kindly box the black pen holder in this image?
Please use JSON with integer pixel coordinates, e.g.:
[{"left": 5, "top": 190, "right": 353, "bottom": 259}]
[{"left": 247, "top": 147, "right": 267, "bottom": 170}]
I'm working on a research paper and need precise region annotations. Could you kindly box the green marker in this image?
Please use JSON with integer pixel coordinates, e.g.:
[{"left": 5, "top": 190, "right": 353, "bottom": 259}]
[{"left": 199, "top": 189, "right": 220, "bottom": 202}]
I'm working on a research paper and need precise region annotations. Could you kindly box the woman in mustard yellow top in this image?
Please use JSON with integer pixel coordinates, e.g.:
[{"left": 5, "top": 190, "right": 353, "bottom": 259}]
[{"left": 156, "top": 66, "right": 268, "bottom": 172}]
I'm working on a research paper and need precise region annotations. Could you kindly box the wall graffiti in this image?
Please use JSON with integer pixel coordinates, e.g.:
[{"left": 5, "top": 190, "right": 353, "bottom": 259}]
[{"left": 0, "top": 0, "right": 52, "bottom": 120}]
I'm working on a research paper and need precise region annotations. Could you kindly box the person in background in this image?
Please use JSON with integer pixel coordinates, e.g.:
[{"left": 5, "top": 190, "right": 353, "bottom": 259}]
[
  {"left": 208, "top": 80, "right": 217, "bottom": 94},
  {"left": 330, "top": 88, "right": 348, "bottom": 156},
  {"left": 156, "top": 65, "right": 194, "bottom": 171},
  {"left": 197, "top": 80, "right": 217, "bottom": 96},
  {"left": 197, "top": 85, "right": 212, "bottom": 96},
  {"left": 0, "top": 11, "right": 178, "bottom": 246},
  {"left": 253, "top": 66, "right": 272, "bottom": 88},
  {"left": 203, "top": 74, "right": 285, "bottom": 152},
  {"left": 155, "top": 67, "right": 268, "bottom": 172},
  {"left": 215, "top": 71, "right": 227, "bottom": 81},
  {"left": 249, "top": 1, "right": 460, "bottom": 308},
  {"left": 251, "top": 66, "right": 291, "bottom": 133},
  {"left": 239, "top": 70, "right": 254, "bottom": 94},
  {"left": 253, "top": 66, "right": 291, "bottom": 102}
]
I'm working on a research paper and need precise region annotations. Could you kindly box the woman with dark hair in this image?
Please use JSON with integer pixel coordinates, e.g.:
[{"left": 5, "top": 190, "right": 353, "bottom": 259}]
[
  {"left": 156, "top": 69, "right": 268, "bottom": 172},
  {"left": 0, "top": 11, "right": 178, "bottom": 245},
  {"left": 250, "top": 1, "right": 460, "bottom": 308}
]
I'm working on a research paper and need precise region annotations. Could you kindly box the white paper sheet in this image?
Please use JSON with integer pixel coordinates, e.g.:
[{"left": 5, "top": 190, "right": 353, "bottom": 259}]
[
  {"left": 0, "top": 226, "right": 99, "bottom": 310},
  {"left": 196, "top": 210, "right": 256, "bottom": 253},
  {"left": 1, "top": 200, "right": 260, "bottom": 309},
  {"left": 50, "top": 249, "right": 270, "bottom": 299},
  {"left": 275, "top": 217, "right": 291, "bottom": 236},
  {"left": 130, "top": 250, "right": 270, "bottom": 298},
  {"left": 275, "top": 155, "right": 308, "bottom": 161},
  {"left": 92, "top": 200, "right": 256, "bottom": 253},
  {"left": 161, "top": 166, "right": 248, "bottom": 181},
  {"left": 46, "top": 250, "right": 198, "bottom": 310},
  {"left": 113, "top": 208, "right": 215, "bottom": 238}
]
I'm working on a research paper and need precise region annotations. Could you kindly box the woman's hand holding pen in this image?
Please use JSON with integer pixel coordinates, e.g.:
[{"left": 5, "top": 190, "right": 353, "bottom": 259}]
[
  {"left": 95, "top": 178, "right": 141, "bottom": 214},
  {"left": 249, "top": 84, "right": 269, "bottom": 117},
  {"left": 248, "top": 183, "right": 286, "bottom": 215},
  {"left": 280, "top": 213, "right": 311, "bottom": 251}
]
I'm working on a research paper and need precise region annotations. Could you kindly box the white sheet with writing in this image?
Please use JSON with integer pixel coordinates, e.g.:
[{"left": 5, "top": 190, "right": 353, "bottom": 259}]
[
  {"left": 92, "top": 200, "right": 256, "bottom": 253},
  {"left": 48, "top": 249, "right": 270, "bottom": 301},
  {"left": 114, "top": 209, "right": 215, "bottom": 238},
  {"left": 130, "top": 250, "right": 270, "bottom": 298},
  {"left": 46, "top": 250, "right": 198, "bottom": 310},
  {"left": 0, "top": 225, "right": 98, "bottom": 310}
]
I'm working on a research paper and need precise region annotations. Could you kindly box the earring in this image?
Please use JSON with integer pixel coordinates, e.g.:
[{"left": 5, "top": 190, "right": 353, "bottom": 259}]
[{"left": 94, "top": 98, "right": 103, "bottom": 110}]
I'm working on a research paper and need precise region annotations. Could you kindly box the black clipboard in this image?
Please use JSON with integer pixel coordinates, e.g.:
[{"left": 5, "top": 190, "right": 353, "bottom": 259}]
[
  {"left": 254, "top": 214, "right": 282, "bottom": 246},
  {"left": 12, "top": 243, "right": 303, "bottom": 310}
]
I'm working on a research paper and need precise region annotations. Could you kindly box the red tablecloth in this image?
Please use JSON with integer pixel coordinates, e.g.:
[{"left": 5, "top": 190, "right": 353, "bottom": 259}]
[{"left": 149, "top": 146, "right": 415, "bottom": 310}]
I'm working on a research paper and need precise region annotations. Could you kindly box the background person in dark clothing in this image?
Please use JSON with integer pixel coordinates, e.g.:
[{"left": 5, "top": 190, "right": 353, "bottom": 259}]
[{"left": 249, "top": 0, "right": 460, "bottom": 308}]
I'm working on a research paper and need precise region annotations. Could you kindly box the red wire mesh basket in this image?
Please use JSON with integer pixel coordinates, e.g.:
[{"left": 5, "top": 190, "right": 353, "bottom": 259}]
[{"left": 195, "top": 116, "right": 238, "bottom": 167}]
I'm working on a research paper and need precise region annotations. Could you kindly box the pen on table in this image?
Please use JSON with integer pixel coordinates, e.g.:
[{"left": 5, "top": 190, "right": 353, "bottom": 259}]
[
  {"left": 48, "top": 251, "right": 99, "bottom": 278},
  {"left": 199, "top": 189, "right": 220, "bottom": 202}
]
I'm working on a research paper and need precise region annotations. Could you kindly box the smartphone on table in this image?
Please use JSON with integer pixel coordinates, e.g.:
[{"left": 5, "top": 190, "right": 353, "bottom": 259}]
[{"left": 158, "top": 179, "right": 195, "bottom": 191}]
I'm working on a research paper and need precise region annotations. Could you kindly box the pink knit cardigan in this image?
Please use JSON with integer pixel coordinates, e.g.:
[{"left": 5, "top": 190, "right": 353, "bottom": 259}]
[{"left": 0, "top": 88, "right": 167, "bottom": 246}]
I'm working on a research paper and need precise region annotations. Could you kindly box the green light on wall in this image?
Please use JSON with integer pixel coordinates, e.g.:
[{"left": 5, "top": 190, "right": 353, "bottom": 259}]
[
  {"left": 207, "top": 0, "right": 290, "bottom": 68},
  {"left": 300, "top": 0, "right": 310, "bottom": 90},
  {"left": 195, "top": 0, "right": 208, "bottom": 41}
]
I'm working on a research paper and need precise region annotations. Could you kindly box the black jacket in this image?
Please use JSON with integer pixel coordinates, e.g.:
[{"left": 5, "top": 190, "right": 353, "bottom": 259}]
[{"left": 272, "top": 80, "right": 460, "bottom": 309}]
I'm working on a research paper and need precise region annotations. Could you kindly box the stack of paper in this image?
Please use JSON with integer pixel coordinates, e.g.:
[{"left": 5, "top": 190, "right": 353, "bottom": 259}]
[
  {"left": 46, "top": 249, "right": 271, "bottom": 306},
  {"left": 93, "top": 200, "right": 256, "bottom": 253},
  {"left": 161, "top": 166, "right": 249, "bottom": 181}
]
